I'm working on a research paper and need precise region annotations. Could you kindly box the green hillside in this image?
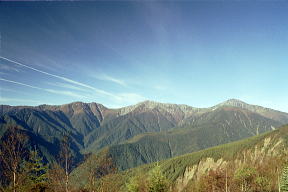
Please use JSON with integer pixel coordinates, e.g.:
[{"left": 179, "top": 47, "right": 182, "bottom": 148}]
[
  {"left": 106, "top": 106, "right": 282, "bottom": 170},
  {"left": 73, "top": 124, "right": 287, "bottom": 192}
]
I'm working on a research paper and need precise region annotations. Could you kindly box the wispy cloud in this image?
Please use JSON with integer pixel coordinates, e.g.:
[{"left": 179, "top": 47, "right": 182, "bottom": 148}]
[
  {"left": 93, "top": 73, "right": 127, "bottom": 87},
  {"left": 0, "top": 78, "right": 41, "bottom": 90},
  {"left": 0, "top": 63, "right": 20, "bottom": 72},
  {"left": 1, "top": 77, "right": 147, "bottom": 106},
  {"left": 0, "top": 97, "right": 44, "bottom": 105},
  {"left": 0, "top": 78, "right": 86, "bottom": 98},
  {"left": 154, "top": 85, "right": 168, "bottom": 91},
  {"left": 45, "top": 89, "right": 86, "bottom": 98},
  {"left": 0, "top": 57, "right": 146, "bottom": 106},
  {"left": 46, "top": 82, "right": 88, "bottom": 92},
  {"left": 0, "top": 56, "right": 115, "bottom": 98},
  {"left": 115, "top": 93, "right": 146, "bottom": 103}
]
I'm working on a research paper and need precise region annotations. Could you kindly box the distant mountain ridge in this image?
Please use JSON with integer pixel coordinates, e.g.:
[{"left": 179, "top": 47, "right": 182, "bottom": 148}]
[
  {"left": 1, "top": 99, "right": 288, "bottom": 169},
  {"left": 1, "top": 99, "right": 287, "bottom": 121},
  {"left": 214, "top": 99, "right": 288, "bottom": 124}
]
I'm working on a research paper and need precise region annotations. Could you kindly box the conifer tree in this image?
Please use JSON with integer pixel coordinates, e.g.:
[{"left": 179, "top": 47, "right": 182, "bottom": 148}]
[
  {"left": 126, "top": 177, "right": 139, "bottom": 192},
  {"left": 148, "top": 164, "right": 169, "bottom": 192},
  {"left": 25, "top": 148, "right": 48, "bottom": 191}
]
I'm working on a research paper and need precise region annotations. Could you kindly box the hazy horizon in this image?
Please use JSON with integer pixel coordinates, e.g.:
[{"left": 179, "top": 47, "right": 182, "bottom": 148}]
[{"left": 0, "top": 1, "right": 287, "bottom": 112}]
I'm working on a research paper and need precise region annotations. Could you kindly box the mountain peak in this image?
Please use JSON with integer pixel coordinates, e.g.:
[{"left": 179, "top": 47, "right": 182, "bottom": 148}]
[
  {"left": 116, "top": 100, "right": 196, "bottom": 116},
  {"left": 137, "top": 100, "right": 193, "bottom": 109},
  {"left": 137, "top": 100, "right": 175, "bottom": 108},
  {"left": 222, "top": 99, "right": 246, "bottom": 105},
  {"left": 215, "top": 99, "right": 278, "bottom": 115},
  {"left": 138, "top": 100, "right": 158, "bottom": 106},
  {"left": 215, "top": 99, "right": 249, "bottom": 109}
]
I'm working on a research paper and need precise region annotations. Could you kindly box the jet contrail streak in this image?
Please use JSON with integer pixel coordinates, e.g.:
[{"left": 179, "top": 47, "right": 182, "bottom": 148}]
[
  {"left": 0, "top": 56, "right": 118, "bottom": 98},
  {"left": 0, "top": 78, "right": 85, "bottom": 98},
  {"left": 0, "top": 78, "right": 42, "bottom": 90}
]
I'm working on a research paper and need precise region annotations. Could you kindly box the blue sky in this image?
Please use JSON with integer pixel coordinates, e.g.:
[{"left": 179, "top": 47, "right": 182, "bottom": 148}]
[{"left": 0, "top": 1, "right": 287, "bottom": 111}]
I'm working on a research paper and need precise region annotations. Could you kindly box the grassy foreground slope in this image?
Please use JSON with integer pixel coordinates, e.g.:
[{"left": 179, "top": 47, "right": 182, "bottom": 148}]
[
  {"left": 71, "top": 124, "right": 288, "bottom": 191},
  {"left": 150, "top": 124, "right": 287, "bottom": 191}
]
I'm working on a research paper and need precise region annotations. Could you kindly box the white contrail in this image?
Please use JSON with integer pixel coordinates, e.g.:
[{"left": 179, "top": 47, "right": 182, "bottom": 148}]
[
  {"left": 0, "top": 78, "right": 85, "bottom": 98},
  {"left": 0, "top": 78, "right": 42, "bottom": 90},
  {"left": 0, "top": 56, "right": 118, "bottom": 98}
]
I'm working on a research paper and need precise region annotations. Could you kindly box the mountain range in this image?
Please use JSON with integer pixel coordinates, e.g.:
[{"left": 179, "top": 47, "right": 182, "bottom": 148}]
[{"left": 1, "top": 99, "right": 288, "bottom": 170}]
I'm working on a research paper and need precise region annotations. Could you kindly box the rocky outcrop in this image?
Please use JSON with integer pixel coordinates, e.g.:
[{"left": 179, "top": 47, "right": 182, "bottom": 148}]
[
  {"left": 175, "top": 135, "right": 287, "bottom": 192},
  {"left": 175, "top": 158, "right": 227, "bottom": 191}
]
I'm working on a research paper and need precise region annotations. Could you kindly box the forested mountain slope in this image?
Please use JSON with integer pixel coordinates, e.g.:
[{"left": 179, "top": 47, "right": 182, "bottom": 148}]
[
  {"left": 73, "top": 124, "right": 288, "bottom": 192},
  {"left": 1, "top": 99, "right": 287, "bottom": 168}
]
